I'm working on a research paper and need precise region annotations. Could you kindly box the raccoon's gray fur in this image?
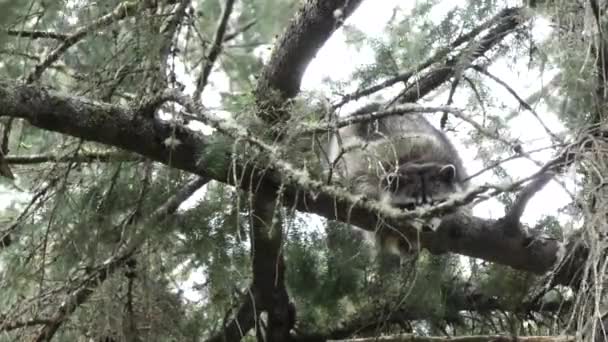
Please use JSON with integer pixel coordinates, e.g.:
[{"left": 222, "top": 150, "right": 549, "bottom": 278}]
[{"left": 325, "top": 104, "right": 467, "bottom": 255}]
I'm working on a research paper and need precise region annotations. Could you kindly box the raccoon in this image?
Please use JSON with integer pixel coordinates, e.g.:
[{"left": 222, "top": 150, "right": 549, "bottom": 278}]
[{"left": 325, "top": 104, "right": 467, "bottom": 255}]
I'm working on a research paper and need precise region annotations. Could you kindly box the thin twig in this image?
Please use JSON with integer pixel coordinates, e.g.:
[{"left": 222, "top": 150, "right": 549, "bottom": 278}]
[{"left": 223, "top": 19, "right": 256, "bottom": 42}]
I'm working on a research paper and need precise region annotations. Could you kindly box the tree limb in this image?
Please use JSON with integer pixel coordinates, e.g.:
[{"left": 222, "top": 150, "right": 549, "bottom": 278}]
[{"left": 0, "top": 80, "right": 583, "bottom": 286}]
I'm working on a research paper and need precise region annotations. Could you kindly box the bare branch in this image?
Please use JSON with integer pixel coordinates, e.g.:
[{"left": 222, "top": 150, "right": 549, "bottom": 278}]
[
  {"left": 223, "top": 20, "right": 256, "bottom": 42},
  {"left": 302, "top": 104, "right": 461, "bottom": 134}
]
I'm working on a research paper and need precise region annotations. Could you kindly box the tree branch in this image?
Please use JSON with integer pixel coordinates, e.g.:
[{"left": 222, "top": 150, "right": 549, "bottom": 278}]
[
  {"left": 255, "top": 0, "right": 364, "bottom": 113},
  {"left": 0, "top": 80, "right": 583, "bottom": 286},
  {"left": 333, "top": 6, "right": 519, "bottom": 109},
  {"left": 5, "top": 151, "right": 140, "bottom": 164}
]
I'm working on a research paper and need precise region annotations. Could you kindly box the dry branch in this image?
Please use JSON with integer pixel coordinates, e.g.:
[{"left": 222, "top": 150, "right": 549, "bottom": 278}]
[{"left": 6, "top": 30, "right": 68, "bottom": 41}]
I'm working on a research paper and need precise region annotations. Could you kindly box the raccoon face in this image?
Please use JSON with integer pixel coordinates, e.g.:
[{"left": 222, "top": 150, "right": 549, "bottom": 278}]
[{"left": 379, "top": 162, "right": 461, "bottom": 210}]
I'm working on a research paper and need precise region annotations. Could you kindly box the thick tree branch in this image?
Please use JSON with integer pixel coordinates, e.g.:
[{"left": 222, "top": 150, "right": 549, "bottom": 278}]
[
  {"left": 0, "top": 81, "right": 581, "bottom": 287},
  {"left": 255, "top": 0, "right": 364, "bottom": 120}
]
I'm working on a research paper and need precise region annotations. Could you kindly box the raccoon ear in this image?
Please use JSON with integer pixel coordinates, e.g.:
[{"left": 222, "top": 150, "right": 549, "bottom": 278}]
[{"left": 439, "top": 164, "right": 456, "bottom": 182}]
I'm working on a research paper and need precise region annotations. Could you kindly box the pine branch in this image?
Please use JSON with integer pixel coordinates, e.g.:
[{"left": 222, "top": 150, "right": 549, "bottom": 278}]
[{"left": 396, "top": 7, "right": 527, "bottom": 104}]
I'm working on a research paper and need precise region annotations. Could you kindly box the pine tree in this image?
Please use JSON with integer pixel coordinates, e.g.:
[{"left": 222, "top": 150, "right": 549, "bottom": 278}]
[{"left": 0, "top": 0, "right": 605, "bottom": 341}]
